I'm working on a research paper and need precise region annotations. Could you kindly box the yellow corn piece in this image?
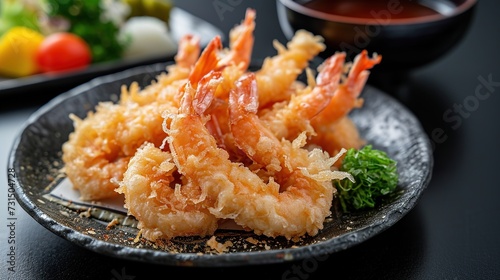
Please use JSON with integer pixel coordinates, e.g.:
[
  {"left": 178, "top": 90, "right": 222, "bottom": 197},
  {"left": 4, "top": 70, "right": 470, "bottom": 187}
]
[{"left": 0, "top": 26, "right": 44, "bottom": 78}]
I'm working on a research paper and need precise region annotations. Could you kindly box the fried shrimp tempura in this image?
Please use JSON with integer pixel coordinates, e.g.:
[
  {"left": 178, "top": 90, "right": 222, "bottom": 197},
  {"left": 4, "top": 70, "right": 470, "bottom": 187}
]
[
  {"left": 61, "top": 8, "right": 382, "bottom": 242},
  {"left": 167, "top": 71, "right": 352, "bottom": 240},
  {"left": 116, "top": 70, "right": 225, "bottom": 241},
  {"left": 62, "top": 101, "right": 175, "bottom": 200},
  {"left": 258, "top": 52, "right": 346, "bottom": 142},
  {"left": 309, "top": 50, "right": 381, "bottom": 156},
  {"left": 116, "top": 142, "right": 219, "bottom": 241},
  {"left": 61, "top": 34, "right": 203, "bottom": 201},
  {"left": 61, "top": 17, "right": 248, "bottom": 201},
  {"left": 256, "top": 29, "right": 326, "bottom": 108},
  {"left": 227, "top": 73, "right": 354, "bottom": 239}
]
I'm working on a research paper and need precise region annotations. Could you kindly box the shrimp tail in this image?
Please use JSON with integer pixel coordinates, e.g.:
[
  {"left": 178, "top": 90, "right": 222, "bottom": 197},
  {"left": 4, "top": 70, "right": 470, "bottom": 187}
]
[
  {"left": 180, "top": 71, "right": 224, "bottom": 115},
  {"left": 193, "top": 71, "right": 223, "bottom": 115},
  {"left": 346, "top": 50, "right": 382, "bottom": 96},
  {"left": 188, "top": 36, "right": 223, "bottom": 85},
  {"left": 316, "top": 52, "right": 346, "bottom": 89},
  {"left": 175, "top": 34, "right": 201, "bottom": 68},
  {"left": 219, "top": 8, "right": 256, "bottom": 70},
  {"left": 231, "top": 72, "right": 259, "bottom": 115},
  {"left": 303, "top": 51, "right": 346, "bottom": 119}
]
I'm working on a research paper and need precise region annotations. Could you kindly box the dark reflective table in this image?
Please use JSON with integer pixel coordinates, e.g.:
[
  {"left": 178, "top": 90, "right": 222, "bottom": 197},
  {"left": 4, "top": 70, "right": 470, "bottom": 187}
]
[{"left": 1, "top": 0, "right": 499, "bottom": 279}]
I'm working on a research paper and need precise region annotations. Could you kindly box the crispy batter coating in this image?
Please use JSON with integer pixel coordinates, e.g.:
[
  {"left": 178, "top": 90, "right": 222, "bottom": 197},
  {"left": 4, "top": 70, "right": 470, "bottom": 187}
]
[{"left": 62, "top": 9, "right": 380, "bottom": 241}]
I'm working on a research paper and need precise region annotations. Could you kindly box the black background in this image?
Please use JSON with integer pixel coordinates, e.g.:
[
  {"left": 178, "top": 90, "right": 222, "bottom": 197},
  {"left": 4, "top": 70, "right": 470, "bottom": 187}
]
[{"left": 1, "top": 0, "right": 499, "bottom": 279}]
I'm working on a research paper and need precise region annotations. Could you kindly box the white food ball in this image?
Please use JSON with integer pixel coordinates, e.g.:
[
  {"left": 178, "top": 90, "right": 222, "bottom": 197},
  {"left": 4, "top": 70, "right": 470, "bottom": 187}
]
[{"left": 119, "top": 16, "right": 177, "bottom": 60}]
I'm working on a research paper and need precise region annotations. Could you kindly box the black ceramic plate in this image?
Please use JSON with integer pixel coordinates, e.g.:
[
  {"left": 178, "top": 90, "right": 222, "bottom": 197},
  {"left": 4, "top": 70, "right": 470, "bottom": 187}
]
[
  {"left": 8, "top": 62, "right": 433, "bottom": 267},
  {"left": 0, "top": 8, "right": 223, "bottom": 96}
]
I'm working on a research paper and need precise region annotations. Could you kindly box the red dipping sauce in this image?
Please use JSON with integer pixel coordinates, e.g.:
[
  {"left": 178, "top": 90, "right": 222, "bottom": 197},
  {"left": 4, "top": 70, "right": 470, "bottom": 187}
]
[{"left": 302, "top": 0, "right": 443, "bottom": 20}]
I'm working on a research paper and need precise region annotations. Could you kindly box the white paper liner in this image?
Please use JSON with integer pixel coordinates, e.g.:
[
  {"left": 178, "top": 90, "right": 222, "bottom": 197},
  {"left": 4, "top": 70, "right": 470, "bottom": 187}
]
[{"left": 48, "top": 178, "right": 242, "bottom": 230}]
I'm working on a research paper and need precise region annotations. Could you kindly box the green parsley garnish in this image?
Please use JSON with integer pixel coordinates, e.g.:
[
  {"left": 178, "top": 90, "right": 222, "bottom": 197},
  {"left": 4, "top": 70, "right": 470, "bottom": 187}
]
[{"left": 335, "top": 145, "right": 398, "bottom": 212}]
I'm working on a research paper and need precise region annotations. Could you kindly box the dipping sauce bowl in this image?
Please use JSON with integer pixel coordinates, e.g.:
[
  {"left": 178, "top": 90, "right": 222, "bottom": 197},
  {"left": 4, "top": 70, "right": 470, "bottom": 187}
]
[{"left": 277, "top": 0, "right": 477, "bottom": 71}]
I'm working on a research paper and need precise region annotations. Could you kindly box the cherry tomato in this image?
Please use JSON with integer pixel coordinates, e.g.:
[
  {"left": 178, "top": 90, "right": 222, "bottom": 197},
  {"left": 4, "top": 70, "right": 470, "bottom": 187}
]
[{"left": 36, "top": 32, "right": 92, "bottom": 73}]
